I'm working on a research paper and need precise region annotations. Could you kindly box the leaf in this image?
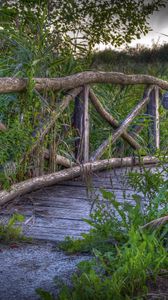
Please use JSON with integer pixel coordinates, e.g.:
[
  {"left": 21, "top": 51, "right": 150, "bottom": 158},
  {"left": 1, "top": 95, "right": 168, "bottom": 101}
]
[
  {"left": 100, "top": 188, "right": 114, "bottom": 200},
  {"left": 36, "top": 288, "right": 54, "bottom": 300}
]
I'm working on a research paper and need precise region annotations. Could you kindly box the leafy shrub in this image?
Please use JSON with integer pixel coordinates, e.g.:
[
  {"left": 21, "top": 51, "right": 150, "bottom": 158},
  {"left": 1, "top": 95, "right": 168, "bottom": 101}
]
[
  {"left": 42, "top": 164, "right": 168, "bottom": 300},
  {"left": 60, "top": 165, "right": 168, "bottom": 255},
  {"left": 57, "top": 229, "right": 168, "bottom": 300}
]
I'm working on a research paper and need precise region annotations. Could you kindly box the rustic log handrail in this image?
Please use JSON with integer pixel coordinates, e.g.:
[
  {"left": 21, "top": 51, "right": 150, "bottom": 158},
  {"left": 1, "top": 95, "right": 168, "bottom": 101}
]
[
  {"left": 0, "top": 71, "right": 165, "bottom": 189},
  {"left": 1, "top": 71, "right": 168, "bottom": 94},
  {"left": 0, "top": 156, "right": 161, "bottom": 206}
]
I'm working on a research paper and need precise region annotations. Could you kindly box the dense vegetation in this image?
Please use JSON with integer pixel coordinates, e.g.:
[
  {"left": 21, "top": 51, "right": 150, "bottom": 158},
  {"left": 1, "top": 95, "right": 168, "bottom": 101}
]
[
  {"left": 0, "top": 0, "right": 168, "bottom": 188},
  {"left": 0, "top": 1, "right": 168, "bottom": 299},
  {"left": 1, "top": 40, "right": 168, "bottom": 188}
]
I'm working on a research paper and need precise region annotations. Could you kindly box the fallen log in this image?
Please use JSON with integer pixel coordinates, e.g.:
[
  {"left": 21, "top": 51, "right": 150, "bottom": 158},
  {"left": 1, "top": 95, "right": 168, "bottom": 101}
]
[
  {"left": 1, "top": 72, "right": 168, "bottom": 93},
  {"left": 0, "top": 156, "right": 159, "bottom": 206}
]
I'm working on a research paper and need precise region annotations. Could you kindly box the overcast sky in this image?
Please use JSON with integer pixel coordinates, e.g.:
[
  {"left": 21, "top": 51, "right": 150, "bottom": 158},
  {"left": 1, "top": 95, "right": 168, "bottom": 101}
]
[
  {"left": 130, "top": 1, "right": 168, "bottom": 47},
  {"left": 99, "top": 2, "right": 168, "bottom": 50}
]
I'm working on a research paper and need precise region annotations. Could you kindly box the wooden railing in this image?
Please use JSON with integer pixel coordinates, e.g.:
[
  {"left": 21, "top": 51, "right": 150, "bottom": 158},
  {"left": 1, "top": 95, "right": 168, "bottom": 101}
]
[
  {"left": 1, "top": 71, "right": 168, "bottom": 205},
  {"left": 0, "top": 72, "right": 165, "bottom": 171}
]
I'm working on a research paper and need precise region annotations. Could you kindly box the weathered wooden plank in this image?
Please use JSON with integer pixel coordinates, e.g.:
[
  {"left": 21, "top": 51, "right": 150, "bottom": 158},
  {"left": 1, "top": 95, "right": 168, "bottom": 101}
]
[
  {"left": 25, "top": 231, "right": 82, "bottom": 241},
  {"left": 41, "top": 185, "right": 137, "bottom": 199},
  {"left": 23, "top": 217, "right": 90, "bottom": 241},
  {"left": 27, "top": 217, "right": 90, "bottom": 228},
  {"left": 4, "top": 207, "right": 90, "bottom": 220},
  {"left": 32, "top": 190, "right": 136, "bottom": 201},
  {"left": 1, "top": 164, "right": 167, "bottom": 242}
]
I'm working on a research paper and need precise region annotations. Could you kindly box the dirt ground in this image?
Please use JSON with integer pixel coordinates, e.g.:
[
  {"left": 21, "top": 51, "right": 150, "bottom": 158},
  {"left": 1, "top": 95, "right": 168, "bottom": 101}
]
[{"left": 0, "top": 241, "right": 91, "bottom": 300}]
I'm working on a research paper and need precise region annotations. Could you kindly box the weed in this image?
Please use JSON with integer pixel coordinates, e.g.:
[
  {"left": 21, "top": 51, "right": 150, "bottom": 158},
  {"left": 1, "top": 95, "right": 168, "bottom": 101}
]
[
  {"left": 51, "top": 164, "right": 168, "bottom": 300},
  {"left": 0, "top": 213, "right": 26, "bottom": 243},
  {"left": 57, "top": 230, "right": 168, "bottom": 300}
]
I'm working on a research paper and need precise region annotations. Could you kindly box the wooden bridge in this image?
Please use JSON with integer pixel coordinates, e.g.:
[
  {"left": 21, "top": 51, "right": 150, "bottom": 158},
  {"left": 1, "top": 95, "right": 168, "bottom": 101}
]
[
  {"left": 0, "top": 72, "right": 168, "bottom": 241},
  {"left": 0, "top": 161, "right": 163, "bottom": 241}
]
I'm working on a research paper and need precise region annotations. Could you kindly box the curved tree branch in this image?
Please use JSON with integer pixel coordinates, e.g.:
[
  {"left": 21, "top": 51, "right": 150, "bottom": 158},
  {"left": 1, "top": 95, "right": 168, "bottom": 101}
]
[
  {"left": 1, "top": 72, "right": 168, "bottom": 94},
  {"left": 0, "top": 156, "right": 159, "bottom": 206}
]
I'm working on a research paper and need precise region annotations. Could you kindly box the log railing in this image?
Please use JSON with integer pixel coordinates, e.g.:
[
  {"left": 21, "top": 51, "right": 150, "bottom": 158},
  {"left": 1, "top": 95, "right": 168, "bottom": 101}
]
[
  {"left": 0, "top": 71, "right": 167, "bottom": 205},
  {"left": 0, "top": 72, "right": 164, "bottom": 168}
]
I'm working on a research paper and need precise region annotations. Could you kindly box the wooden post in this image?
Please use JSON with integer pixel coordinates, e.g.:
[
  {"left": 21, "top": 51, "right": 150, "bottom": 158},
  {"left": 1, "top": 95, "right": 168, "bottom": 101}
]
[
  {"left": 73, "top": 86, "right": 90, "bottom": 163},
  {"left": 147, "top": 86, "right": 160, "bottom": 152},
  {"left": 83, "top": 85, "right": 90, "bottom": 162},
  {"left": 73, "top": 94, "right": 84, "bottom": 162}
]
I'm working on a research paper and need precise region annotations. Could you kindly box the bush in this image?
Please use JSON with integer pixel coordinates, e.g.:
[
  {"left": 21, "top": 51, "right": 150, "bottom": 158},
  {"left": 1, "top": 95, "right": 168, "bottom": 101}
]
[{"left": 38, "top": 164, "right": 168, "bottom": 300}]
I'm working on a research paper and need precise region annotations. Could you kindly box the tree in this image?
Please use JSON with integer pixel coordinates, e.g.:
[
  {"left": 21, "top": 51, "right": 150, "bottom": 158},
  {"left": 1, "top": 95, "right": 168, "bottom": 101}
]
[{"left": 0, "top": 0, "right": 166, "bottom": 55}]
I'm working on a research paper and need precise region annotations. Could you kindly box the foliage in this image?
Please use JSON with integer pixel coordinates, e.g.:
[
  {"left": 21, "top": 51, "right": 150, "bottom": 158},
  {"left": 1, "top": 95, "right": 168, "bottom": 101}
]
[
  {"left": 92, "top": 43, "right": 168, "bottom": 68},
  {"left": 0, "top": 11, "right": 88, "bottom": 186},
  {"left": 0, "top": 213, "right": 25, "bottom": 243},
  {"left": 43, "top": 162, "right": 168, "bottom": 300},
  {"left": 36, "top": 289, "right": 54, "bottom": 300},
  {"left": 60, "top": 165, "right": 168, "bottom": 255},
  {"left": 0, "top": 1, "right": 168, "bottom": 188},
  {"left": 0, "top": 0, "right": 166, "bottom": 53},
  {"left": 56, "top": 230, "right": 168, "bottom": 300}
]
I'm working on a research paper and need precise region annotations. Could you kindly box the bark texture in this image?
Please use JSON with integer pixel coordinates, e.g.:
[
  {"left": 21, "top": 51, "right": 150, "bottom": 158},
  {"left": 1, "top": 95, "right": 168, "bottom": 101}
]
[{"left": 1, "top": 72, "right": 168, "bottom": 93}]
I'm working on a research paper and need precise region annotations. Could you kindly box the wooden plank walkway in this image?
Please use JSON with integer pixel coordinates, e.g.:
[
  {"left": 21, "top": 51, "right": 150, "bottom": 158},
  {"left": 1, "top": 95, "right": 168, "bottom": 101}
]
[{"left": 0, "top": 164, "right": 163, "bottom": 241}]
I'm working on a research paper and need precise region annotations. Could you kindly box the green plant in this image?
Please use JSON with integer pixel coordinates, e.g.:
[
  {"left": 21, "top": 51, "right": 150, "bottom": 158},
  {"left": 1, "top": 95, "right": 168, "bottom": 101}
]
[
  {"left": 58, "top": 229, "right": 167, "bottom": 300},
  {"left": 38, "top": 159, "right": 168, "bottom": 300},
  {"left": 0, "top": 213, "right": 25, "bottom": 243},
  {"left": 36, "top": 288, "right": 54, "bottom": 300},
  {"left": 1, "top": 1, "right": 165, "bottom": 52},
  {"left": 60, "top": 170, "right": 168, "bottom": 255},
  {"left": 38, "top": 228, "right": 168, "bottom": 300}
]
